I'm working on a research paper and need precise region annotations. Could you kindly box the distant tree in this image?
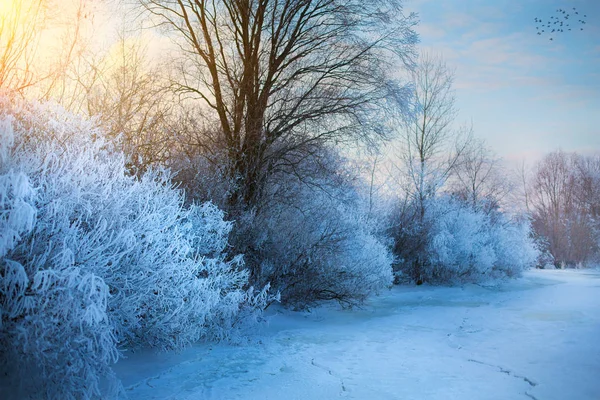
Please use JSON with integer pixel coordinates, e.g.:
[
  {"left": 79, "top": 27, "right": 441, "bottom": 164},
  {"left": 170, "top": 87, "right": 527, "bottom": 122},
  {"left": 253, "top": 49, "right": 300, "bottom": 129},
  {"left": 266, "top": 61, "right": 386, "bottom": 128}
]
[
  {"left": 400, "top": 52, "right": 467, "bottom": 220},
  {"left": 449, "top": 138, "right": 510, "bottom": 212},
  {"left": 573, "top": 154, "right": 600, "bottom": 222},
  {"left": 530, "top": 150, "right": 600, "bottom": 267},
  {"left": 139, "top": 0, "right": 418, "bottom": 211}
]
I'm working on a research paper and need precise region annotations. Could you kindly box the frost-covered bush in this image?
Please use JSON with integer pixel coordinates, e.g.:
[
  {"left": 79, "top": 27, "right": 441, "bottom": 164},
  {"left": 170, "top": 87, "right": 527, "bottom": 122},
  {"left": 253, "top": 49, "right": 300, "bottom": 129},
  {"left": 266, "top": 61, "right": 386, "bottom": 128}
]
[
  {"left": 394, "top": 196, "right": 538, "bottom": 284},
  {"left": 489, "top": 216, "right": 539, "bottom": 278},
  {"left": 0, "top": 98, "right": 257, "bottom": 399},
  {"left": 426, "top": 199, "right": 496, "bottom": 282},
  {"left": 235, "top": 169, "right": 393, "bottom": 307}
]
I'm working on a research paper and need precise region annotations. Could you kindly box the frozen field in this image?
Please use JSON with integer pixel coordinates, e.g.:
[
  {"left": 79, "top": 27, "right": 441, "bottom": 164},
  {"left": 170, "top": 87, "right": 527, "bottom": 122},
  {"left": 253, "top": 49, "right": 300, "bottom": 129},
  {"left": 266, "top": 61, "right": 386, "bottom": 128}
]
[{"left": 115, "top": 269, "right": 600, "bottom": 399}]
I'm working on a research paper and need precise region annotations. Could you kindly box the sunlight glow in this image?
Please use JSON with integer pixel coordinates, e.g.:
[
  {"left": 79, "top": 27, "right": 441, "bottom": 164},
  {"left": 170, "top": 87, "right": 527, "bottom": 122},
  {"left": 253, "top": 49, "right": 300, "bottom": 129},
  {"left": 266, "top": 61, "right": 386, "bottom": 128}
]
[{"left": 0, "top": 0, "right": 16, "bottom": 18}]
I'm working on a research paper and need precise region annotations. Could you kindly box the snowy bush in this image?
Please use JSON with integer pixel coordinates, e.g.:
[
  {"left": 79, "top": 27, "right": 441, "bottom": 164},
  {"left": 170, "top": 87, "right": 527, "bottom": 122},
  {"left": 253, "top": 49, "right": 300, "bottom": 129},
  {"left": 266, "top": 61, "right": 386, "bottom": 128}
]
[
  {"left": 234, "top": 168, "right": 393, "bottom": 307},
  {"left": 426, "top": 199, "right": 496, "bottom": 282},
  {"left": 0, "top": 98, "right": 258, "bottom": 399},
  {"left": 394, "top": 196, "right": 538, "bottom": 284},
  {"left": 489, "top": 217, "right": 539, "bottom": 278}
]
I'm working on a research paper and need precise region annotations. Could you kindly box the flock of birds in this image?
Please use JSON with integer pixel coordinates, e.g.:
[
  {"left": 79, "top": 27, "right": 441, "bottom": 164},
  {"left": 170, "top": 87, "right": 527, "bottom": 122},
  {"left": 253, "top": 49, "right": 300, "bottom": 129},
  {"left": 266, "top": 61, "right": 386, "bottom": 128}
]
[{"left": 534, "top": 7, "right": 587, "bottom": 40}]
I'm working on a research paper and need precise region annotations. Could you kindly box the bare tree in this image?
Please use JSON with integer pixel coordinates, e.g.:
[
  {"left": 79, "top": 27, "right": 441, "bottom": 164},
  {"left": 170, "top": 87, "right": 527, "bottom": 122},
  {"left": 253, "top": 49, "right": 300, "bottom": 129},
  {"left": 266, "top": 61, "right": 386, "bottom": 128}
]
[
  {"left": 58, "top": 33, "right": 176, "bottom": 172},
  {"left": 450, "top": 138, "right": 510, "bottom": 211},
  {"left": 139, "top": 0, "right": 418, "bottom": 210},
  {"left": 0, "top": 0, "right": 47, "bottom": 92},
  {"left": 388, "top": 52, "right": 474, "bottom": 283},
  {"left": 530, "top": 151, "right": 600, "bottom": 267},
  {"left": 399, "top": 52, "right": 468, "bottom": 220},
  {"left": 531, "top": 151, "right": 573, "bottom": 266},
  {"left": 518, "top": 159, "right": 531, "bottom": 213},
  {"left": 573, "top": 155, "right": 600, "bottom": 221}
]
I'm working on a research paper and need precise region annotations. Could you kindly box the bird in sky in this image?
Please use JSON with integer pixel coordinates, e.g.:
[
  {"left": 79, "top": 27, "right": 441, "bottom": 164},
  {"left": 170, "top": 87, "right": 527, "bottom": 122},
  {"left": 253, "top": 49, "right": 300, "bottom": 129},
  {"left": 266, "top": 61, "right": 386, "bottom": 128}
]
[{"left": 534, "top": 7, "right": 587, "bottom": 39}]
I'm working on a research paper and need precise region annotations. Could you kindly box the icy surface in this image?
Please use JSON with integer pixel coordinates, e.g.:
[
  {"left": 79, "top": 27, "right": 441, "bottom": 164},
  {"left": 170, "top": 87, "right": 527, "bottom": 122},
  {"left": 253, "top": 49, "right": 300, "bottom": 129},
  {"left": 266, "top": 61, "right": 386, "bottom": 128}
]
[{"left": 115, "top": 269, "right": 600, "bottom": 399}]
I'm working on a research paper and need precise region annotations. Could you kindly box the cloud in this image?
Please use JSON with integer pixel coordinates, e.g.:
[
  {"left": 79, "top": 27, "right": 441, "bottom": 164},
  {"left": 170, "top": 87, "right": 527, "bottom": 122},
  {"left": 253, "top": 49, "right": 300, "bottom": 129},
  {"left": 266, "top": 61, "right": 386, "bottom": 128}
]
[
  {"left": 419, "top": 30, "right": 559, "bottom": 92},
  {"left": 443, "top": 11, "right": 480, "bottom": 30},
  {"left": 416, "top": 23, "right": 447, "bottom": 41}
]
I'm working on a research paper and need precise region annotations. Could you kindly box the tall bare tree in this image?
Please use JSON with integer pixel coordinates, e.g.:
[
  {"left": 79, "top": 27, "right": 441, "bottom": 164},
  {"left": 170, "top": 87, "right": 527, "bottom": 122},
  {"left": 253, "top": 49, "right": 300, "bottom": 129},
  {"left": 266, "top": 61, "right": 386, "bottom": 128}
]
[
  {"left": 140, "top": 0, "right": 418, "bottom": 210},
  {"left": 400, "top": 52, "right": 466, "bottom": 220},
  {"left": 390, "top": 52, "right": 469, "bottom": 282}
]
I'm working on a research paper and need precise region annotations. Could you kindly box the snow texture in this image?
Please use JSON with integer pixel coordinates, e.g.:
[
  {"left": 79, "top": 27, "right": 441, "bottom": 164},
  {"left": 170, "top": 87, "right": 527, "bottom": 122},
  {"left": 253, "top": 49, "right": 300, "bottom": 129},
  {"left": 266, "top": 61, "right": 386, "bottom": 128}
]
[{"left": 114, "top": 269, "right": 600, "bottom": 399}]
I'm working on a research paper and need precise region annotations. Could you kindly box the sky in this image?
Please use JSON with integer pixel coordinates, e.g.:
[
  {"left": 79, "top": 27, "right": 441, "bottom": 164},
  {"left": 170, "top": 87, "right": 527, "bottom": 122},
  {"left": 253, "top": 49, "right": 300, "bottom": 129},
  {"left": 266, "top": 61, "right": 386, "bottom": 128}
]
[
  {"left": 11, "top": 0, "right": 598, "bottom": 167},
  {"left": 403, "top": 0, "right": 600, "bottom": 164}
]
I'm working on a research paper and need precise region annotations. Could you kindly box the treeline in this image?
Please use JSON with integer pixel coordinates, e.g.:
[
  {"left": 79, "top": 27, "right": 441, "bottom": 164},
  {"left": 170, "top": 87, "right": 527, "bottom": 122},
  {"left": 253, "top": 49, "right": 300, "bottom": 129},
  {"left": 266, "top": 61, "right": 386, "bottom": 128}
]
[
  {"left": 0, "top": 0, "right": 586, "bottom": 398},
  {"left": 527, "top": 151, "right": 600, "bottom": 268}
]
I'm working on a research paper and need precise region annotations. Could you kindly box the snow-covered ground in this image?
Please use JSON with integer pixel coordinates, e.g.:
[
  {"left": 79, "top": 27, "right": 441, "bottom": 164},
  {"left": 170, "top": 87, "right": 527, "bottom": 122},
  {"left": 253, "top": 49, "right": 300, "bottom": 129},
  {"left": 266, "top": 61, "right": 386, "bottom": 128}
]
[{"left": 115, "top": 269, "right": 600, "bottom": 399}]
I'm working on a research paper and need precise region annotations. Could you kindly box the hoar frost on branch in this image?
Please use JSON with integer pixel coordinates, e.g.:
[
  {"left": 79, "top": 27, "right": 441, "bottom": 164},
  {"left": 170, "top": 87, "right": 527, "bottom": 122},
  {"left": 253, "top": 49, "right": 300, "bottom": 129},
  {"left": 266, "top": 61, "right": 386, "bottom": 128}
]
[
  {"left": 239, "top": 159, "right": 394, "bottom": 306},
  {"left": 424, "top": 197, "right": 539, "bottom": 283}
]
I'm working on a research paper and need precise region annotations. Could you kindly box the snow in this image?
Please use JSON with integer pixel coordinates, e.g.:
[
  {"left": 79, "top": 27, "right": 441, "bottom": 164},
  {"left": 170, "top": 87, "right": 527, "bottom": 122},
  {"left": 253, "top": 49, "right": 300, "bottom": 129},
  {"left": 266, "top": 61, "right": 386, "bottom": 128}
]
[{"left": 115, "top": 269, "right": 600, "bottom": 399}]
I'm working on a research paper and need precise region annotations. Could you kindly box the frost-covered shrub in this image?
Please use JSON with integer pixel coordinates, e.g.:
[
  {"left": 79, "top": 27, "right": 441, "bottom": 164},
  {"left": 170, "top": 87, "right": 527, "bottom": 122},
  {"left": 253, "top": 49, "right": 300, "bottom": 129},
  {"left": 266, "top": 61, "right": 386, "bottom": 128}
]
[
  {"left": 235, "top": 171, "right": 393, "bottom": 307},
  {"left": 489, "top": 217, "right": 539, "bottom": 278},
  {"left": 0, "top": 168, "right": 36, "bottom": 258},
  {"left": 0, "top": 98, "right": 256, "bottom": 399},
  {"left": 426, "top": 199, "right": 496, "bottom": 282},
  {"left": 394, "top": 196, "right": 538, "bottom": 284}
]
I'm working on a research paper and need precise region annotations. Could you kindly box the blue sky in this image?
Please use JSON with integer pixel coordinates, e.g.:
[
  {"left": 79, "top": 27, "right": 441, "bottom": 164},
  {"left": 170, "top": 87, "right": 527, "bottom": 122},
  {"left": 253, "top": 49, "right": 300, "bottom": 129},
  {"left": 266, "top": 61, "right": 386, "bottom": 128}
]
[{"left": 403, "top": 0, "right": 600, "bottom": 162}]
